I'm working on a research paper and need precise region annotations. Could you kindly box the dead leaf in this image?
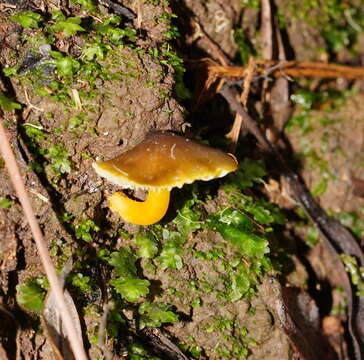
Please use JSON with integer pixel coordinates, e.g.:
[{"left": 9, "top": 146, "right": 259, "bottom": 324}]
[{"left": 42, "top": 288, "right": 85, "bottom": 360}]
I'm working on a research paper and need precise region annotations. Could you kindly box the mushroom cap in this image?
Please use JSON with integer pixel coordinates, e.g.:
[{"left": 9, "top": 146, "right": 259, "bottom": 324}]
[{"left": 92, "top": 132, "right": 238, "bottom": 190}]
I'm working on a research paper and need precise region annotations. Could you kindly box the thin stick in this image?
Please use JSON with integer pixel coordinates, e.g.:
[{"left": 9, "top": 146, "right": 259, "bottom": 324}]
[
  {"left": 226, "top": 57, "right": 255, "bottom": 153},
  {"left": 0, "top": 118, "right": 88, "bottom": 360},
  {"left": 24, "top": 88, "right": 44, "bottom": 112},
  {"left": 240, "top": 57, "right": 256, "bottom": 107},
  {"left": 189, "top": 16, "right": 230, "bottom": 66},
  {"left": 98, "top": 302, "right": 114, "bottom": 360},
  {"left": 261, "top": 0, "right": 273, "bottom": 60},
  {"left": 136, "top": 0, "right": 142, "bottom": 29},
  {"left": 207, "top": 60, "right": 364, "bottom": 79}
]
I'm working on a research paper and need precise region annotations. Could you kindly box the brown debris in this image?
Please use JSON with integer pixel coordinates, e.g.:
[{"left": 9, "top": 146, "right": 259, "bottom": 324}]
[
  {"left": 351, "top": 175, "right": 364, "bottom": 198},
  {"left": 201, "top": 60, "right": 364, "bottom": 80},
  {"left": 225, "top": 57, "right": 256, "bottom": 153}
]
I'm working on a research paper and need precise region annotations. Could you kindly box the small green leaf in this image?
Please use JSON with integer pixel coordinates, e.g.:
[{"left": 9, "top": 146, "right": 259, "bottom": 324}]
[
  {"left": 227, "top": 158, "right": 266, "bottom": 190},
  {"left": 312, "top": 177, "right": 328, "bottom": 197},
  {"left": 247, "top": 206, "right": 272, "bottom": 224},
  {"left": 96, "top": 248, "right": 111, "bottom": 261},
  {"left": 51, "top": 9, "right": 66, "bottom": 22},
  {"left": 337, "top": 211, "right": 364, "bottom": 239},
  {"left": 341, "top": 254, "right": 364, "bottom": 296},
  {"left": 109, "top": 247, "right": 137, "bottom": 278},
  {"left": 48, "top": 50, "right": 64, "bottom": 59},
  {"left": 0, "top": 197, "right": 14, "bottom": 209},
  {"left": 0, "top": 92, "right": 21, "bottom": 112},
  {"left": 190, "top": 345, "right": 203, "bottom": 357},
  {"left": 135, "top": 234, "right": 158, "bottom": 259},
  {"left": 75, "top": 219, "right": 99, "bottom": 242},
  {"left": 47, "top": 145, "right": 72, "bottom": 174},
  {"left": 306, "top": 226, "right": 319, "bottom": 247},
  {"left": 156, "top": 232, "right": 184, "bottom": 270},
  {"left": 24, "top": 124, "right": 45, "bottom": 141},
  {"left": 173, "top": 198, "right": 202, "bottom": 236},
  {"left": 109, "top": 248, "right": 151, "bottom": 302},
  {"left": 110, "top": 278, "right": 150, "bottom": 302},
  {"left": 16, "top": 279, "right": 47, "bottom": 312},
  {"left": 70, "top": 273, "right": 91, "bottom": 292},
  {"left": 107, "top": 28, "right": 127, "bottom": 43},
  {"left": 70, "top": 0, "right": 96, "bottom": 12},
  {"left": 35, "top": 87, "right": 50, "bottom": 97},
  {"left": 190, "top": 297, "right": 201, "bottom": 307},
  {"left": 138, "top": 301, "right": 179, "bottom": 329},
  {"left": 228, "top": 273, "right": 250, "bottom": 301},
  {"left": 81, "top": 43, "right": 105, "bottom": 61},
  {"left": 218, "top": 208, "right": 254, "bottom": 230},
  {"left": 11, "top": 11, "right": 42, "bottom": 28},
  {"left": 55, "top": 56, "right": 80, "bottom": 77},
  {"left": 95, "top": 16, "right": 136, "bottom": 44},
  {"left": 51, "top": 16, "right": 84, "bottom": 37},
  {"left": 3, "top": 66, "right": 19, "bottom": 77},
  {"left": 218, "top": 225, "right": 269, "bottom": 257},
  {"left": 157, "top": 246, "right": 183, "bottom": 270}
]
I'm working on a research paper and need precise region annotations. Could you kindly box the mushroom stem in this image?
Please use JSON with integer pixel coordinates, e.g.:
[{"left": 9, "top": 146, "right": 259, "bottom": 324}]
[{"left": 109, "top": 189, "right": 171, "bottom": 226}]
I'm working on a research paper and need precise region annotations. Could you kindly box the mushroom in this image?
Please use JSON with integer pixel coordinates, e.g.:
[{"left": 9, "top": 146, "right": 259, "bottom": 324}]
[{"left": 92, "top": 132, "right": 238, "bottom": 225}]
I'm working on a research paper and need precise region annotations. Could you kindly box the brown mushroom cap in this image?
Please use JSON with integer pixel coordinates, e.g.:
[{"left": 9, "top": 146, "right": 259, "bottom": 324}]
[{"left": 92, "top": 132, "right": 238, "bottom": 190}]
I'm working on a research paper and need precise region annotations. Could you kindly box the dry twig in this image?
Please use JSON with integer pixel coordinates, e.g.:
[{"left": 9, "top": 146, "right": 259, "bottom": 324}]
[
  {"left": 98, "top": 302, "right": 114, "bottom": 360},
  {"left": 260, "top": 0, "right": 273, "bottom": 103},
  {"left": 189, "top": 59, "right": 364, "bottom": 111},
  {"left": 226, "top": 57, "right": 255, "bottom": 153},
  {"left": 189, "top": 16, "right": 229, "bottom": 66},
  {"left": 261, "top": 0, "right": 273, "bottom": 60},
  {"left": 207, "top": 60, "right": 364, "bottom": 80},
  {"left": 0, "top": 117, "right": 88, "bottom": 360}
]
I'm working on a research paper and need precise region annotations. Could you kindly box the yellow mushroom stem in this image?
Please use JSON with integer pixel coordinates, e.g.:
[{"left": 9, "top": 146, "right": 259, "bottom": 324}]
[{"left": 108, "top": 189, "right": 171, "bottom": 226}]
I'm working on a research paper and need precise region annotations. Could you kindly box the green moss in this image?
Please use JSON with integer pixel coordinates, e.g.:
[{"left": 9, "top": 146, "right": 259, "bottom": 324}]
[
  {"left": 75, "top": 219, "right": 100, "bottom": 242},
  {"left": 0, "top": 92, "right": 21, "bottom": 112},
  {"left": 138, "top": 301, "right": 179, "bottom": 328},
  {"left": 337, "top": 210, "right": 364, "bottom": 239},
  {"left": 71, "top": 0, "right": 96, "bottom": 12},
  {"left": 287, "top": 0, "right": 364, "bottom": 53},
  {"left": 69, "top": 272, "right": 92, "bottom": 292},
  {"left": 341, "top": 254, "right": 364, "bottom": 296},
  {"left": 49, "top": 238, "right": 73, "bottom": 266},
  {"left": 10, "top": 8, "right": 142, "bottom": 114},
  {"left": 11, "top": 11, "right": 43, "bottom": 29},
  {"left": 108, "top": 247, "right": 151, "bottom": 302},
  {"left": 156, "top": 230, "right": 185, "bottom": 270},
  {"left": 127, "top": 343, "right": 161, "bottom": 360},
  {"left": 234, "top": 29, "right": 256, "bottom": 65},
  {"left": 204, "top": 316, "right": 250, "bottom": 359},
  {"left": 47, "top": 145, "right": 72, "bottom": 174},
  {"left": 240, "top": 0, "right": 260, "bottom": 9},
  {"left": 135, "top": 233, "right": 159, "bottom": 259}
]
